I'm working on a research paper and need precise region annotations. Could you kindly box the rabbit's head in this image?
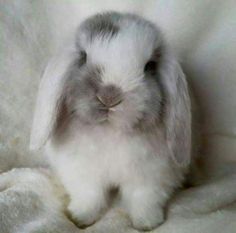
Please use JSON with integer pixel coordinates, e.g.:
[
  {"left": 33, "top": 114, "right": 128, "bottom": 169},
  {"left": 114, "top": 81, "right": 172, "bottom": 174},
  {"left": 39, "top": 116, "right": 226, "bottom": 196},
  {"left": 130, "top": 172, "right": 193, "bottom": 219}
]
[{"left": 30, "top": 12, "right": 191, "bottom": 166}]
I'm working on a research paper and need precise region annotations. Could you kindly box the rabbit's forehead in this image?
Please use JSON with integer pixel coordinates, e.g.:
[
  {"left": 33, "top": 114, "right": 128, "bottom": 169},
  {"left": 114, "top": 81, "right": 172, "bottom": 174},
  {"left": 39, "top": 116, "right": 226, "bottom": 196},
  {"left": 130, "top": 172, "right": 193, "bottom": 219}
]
[
  {"left": 77, "top": 13, "right": 162, "bottom": 90},
  {"left": 86, "top": 22, "right": 158, "bottom": 61},
  {"left": 84, "top": 29, "right": 159, "bottom": 88}
]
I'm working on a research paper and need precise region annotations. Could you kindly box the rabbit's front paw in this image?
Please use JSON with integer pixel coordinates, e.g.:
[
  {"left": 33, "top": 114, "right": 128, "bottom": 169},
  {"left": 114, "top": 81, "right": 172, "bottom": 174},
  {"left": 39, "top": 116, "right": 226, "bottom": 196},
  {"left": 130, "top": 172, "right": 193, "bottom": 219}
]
[
  {"left": 123, "top": 186, "right": 166, "bottom": 231},
  {"left": 131, "top": 206, "right": 164, "bottom": 231},
  {"left": 67, "top": 188, "right": 106, "bottom": 229},
  {"left": 67, "top": 200, "right": 101, "bottom": 228}
]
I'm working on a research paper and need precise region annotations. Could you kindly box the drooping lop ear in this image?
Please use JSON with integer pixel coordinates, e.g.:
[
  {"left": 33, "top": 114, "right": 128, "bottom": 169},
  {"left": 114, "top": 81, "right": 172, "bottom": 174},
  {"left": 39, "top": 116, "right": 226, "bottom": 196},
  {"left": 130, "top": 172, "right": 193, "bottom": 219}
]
[
  {"left": 162, "top": 59, "right": 191, "bottom": 166},
  {"left": 30, "top": 48, "right": 77, "bottom": 150}
]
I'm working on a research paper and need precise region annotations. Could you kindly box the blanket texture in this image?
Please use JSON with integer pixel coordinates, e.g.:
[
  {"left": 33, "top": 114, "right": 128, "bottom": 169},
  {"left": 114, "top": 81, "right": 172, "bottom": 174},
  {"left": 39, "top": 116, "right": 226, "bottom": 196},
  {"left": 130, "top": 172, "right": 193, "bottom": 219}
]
[
  {"left": 1, "top": 168, "right": 236, "bottom": 233},
  {"left": 1, "top": 1, "right": 236, "bottom": 232}
]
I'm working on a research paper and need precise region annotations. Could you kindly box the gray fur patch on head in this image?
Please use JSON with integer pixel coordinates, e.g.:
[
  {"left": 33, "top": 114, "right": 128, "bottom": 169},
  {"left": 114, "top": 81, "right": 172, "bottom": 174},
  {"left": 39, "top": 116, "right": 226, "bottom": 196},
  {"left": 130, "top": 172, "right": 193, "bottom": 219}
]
[{"left": 79, "top": 12, "right": 120, "bottom": 41}]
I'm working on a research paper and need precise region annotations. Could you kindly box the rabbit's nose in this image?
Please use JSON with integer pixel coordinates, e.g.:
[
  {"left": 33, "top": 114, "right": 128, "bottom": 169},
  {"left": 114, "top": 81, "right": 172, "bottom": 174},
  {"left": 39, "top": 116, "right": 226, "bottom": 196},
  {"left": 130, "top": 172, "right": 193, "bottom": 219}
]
[
  {"left": 96, "top": 84, "right": 123, "bottom": 108},
  {"left": 96, "top": 95, "right": 122, "bottom": 107}
]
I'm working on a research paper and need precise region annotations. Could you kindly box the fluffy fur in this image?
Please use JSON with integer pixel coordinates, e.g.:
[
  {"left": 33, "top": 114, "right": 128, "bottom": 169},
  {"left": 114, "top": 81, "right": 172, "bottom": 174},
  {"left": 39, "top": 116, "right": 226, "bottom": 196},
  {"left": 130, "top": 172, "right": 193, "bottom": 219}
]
[{"left": 30, "top": 12, "right": 191, "bottom": 231}]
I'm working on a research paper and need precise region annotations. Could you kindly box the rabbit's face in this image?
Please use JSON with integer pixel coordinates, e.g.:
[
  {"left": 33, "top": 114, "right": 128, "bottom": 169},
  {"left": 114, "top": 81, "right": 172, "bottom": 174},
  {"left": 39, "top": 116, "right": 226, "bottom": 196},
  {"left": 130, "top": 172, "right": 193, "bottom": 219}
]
[
  {"left": 30, "top": 12, "right": 191, "bottom": 166},
  {"left": 65, "top": 13, "right": 164, "bottom": 130}
]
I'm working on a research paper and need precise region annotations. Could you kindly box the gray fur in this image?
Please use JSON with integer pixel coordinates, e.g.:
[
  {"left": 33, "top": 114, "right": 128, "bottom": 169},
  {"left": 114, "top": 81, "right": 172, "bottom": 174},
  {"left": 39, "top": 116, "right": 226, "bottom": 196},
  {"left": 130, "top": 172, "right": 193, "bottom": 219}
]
[
  {"left": 96, "top": 84, "right": 123, "bottom": 107},
  {"left": 64, "top": 65, "right": 105, "bottom": 125},
  {"left": 79, "top": 12, "right": 120, "bottom": 42}
]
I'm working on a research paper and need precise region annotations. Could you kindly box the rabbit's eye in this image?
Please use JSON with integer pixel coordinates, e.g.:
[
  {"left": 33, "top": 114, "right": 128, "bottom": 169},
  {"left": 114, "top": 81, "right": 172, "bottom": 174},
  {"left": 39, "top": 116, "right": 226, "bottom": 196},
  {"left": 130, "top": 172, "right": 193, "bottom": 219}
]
[
  {"left": 144, "top": 60, "right": 157, "bottom": 75},
  {"left": 78, "top": 50, "right": 87, "bottom": 66}
]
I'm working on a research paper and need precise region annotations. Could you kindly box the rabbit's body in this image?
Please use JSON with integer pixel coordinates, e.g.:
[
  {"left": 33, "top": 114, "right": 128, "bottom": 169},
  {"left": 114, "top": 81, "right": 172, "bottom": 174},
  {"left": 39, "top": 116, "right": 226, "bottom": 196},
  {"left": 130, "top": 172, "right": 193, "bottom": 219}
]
[
  {"left": 47, "top": 121, "right": 184, "bottom": 230},
  {"left": 31, "top": 12, "right": 191, "bottom": 231}
]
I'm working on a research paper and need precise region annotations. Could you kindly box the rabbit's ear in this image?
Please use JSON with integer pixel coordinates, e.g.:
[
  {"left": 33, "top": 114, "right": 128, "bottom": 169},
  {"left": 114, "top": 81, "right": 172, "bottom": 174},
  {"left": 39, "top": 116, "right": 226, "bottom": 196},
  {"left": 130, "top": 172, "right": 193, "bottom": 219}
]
[
  {"left": 163, "top": 61, "right": 191, "bottom": 166},
  {"left": 30, "top": 48, "right": 76, "bottom": 150}
]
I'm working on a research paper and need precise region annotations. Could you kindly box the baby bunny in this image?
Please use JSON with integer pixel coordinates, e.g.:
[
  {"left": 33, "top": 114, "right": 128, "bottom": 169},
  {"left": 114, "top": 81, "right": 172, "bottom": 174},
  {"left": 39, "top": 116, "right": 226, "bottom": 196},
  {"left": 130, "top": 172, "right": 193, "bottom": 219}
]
[{"left": 30, "top": 12, "right": 191, "bottom": 231}]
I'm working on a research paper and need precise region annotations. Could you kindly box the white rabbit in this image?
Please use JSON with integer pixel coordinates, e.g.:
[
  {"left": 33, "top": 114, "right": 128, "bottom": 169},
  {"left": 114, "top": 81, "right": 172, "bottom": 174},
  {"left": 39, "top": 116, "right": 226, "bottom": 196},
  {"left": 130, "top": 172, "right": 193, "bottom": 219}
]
[{"left": 30, "top": 12, "right": 191, "bottom": 231}]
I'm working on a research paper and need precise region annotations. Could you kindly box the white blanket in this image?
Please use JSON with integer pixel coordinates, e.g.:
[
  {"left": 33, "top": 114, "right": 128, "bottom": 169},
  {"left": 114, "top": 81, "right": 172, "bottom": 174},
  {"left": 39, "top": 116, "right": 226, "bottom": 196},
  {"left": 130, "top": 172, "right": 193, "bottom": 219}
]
[
  {"left": 1, "top": 1, "right": 236, "bottom": 232},
  {"left": 1, "top": 168, "right": 236, "bottom": 233}
]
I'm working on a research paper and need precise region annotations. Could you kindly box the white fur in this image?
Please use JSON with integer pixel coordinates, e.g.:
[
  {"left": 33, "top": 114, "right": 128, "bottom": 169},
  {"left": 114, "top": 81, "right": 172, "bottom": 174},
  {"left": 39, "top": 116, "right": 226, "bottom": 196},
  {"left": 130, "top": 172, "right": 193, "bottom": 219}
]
[
  {"left": 46, "top": 121, "right": 182, "bottom": 228},
  {"left": 30, "top": 13, "right": 190, "bottom": 230},
  {"left": 30, "top": 47, "right": 78, "bottom": 150}
]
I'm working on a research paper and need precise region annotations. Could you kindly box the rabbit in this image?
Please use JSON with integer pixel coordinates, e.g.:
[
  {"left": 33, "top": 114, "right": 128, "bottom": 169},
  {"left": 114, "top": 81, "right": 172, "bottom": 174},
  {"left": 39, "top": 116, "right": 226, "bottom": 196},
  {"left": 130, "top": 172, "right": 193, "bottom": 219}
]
[{"left": 30, "top": 12, "right": 191, "bottom": 231}]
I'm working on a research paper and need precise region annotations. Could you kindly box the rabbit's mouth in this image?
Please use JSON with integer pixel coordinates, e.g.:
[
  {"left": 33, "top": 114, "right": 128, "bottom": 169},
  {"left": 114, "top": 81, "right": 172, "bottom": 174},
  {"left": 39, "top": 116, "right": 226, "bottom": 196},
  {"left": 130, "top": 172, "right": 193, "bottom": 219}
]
[{"left": 97, "top": 106, "right": 118, "bottom": 124}]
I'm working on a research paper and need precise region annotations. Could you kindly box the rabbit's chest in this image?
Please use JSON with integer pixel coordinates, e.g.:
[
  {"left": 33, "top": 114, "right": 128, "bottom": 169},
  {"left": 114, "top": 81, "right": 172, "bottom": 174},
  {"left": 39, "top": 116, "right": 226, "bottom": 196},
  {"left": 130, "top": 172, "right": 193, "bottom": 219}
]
[
  {"left": 74, "top": 127, "right": 153, "bottom": 162},
  {"left": 50, "top": 125, "right": 165, "bottom": 179}
]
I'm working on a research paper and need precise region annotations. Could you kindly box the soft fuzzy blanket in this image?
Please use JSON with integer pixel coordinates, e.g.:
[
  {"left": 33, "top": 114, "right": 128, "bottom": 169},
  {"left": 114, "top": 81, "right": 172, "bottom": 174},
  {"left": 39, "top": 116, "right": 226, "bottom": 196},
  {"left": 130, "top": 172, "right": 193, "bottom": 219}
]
[
  {"left": 1, "top": 1, "right": 236, "bottom": 232},
  {"left": 1, "top": 168, "right": 236, "bottom": 233}
]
